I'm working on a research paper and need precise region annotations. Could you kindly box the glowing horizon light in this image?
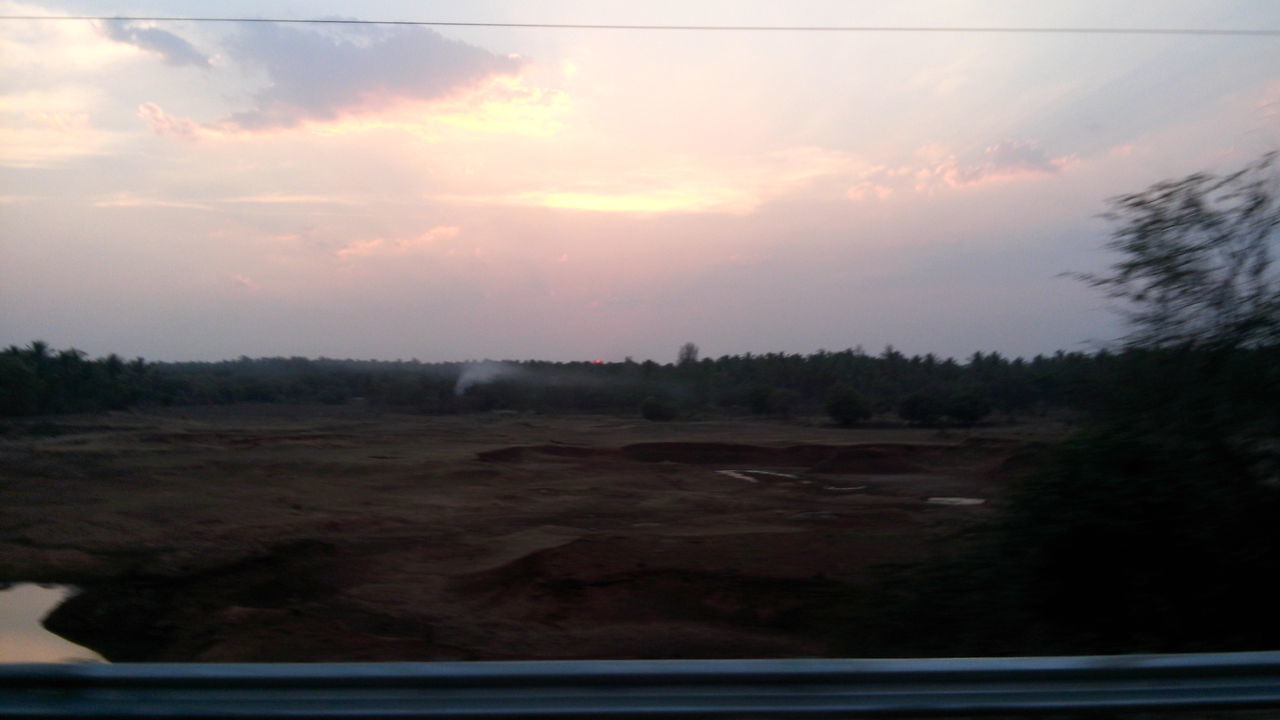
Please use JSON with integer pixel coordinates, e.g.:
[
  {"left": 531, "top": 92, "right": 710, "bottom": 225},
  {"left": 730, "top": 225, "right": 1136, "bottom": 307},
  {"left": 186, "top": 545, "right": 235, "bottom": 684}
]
[
  {"left": 529, "top": 188, "right": 757, "bottom": 215},
  {"left": 1, "top": 1, "right": 1275, "bottom": 361}
]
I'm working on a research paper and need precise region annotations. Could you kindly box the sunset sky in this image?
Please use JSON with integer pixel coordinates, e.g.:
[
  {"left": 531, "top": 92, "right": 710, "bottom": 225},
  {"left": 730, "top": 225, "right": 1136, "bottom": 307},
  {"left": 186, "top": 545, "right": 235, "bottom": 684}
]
[{"left": 2, "top": 1, "right": 1278, "bottom": 362}]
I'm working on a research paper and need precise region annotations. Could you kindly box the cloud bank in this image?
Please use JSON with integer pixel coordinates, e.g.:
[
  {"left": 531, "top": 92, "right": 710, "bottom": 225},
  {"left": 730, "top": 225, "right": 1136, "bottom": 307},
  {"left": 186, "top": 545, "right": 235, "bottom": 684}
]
[
  {"left": 224, "top": 23, "right": 524, "bottom": 130},
  {"left": 916, "top": 140, "right": 1074, "bottom": 190},
  {"left": 100, "top": 19, "right": 210, "bottom": 67}
]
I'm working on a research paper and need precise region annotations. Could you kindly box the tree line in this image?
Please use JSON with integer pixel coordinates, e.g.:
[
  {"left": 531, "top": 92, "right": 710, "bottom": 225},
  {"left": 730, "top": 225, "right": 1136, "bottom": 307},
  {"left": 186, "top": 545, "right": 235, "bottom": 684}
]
[
  {"left": 0, "top": 341, "right": 156, "bottom": 417},
  {"left": 2, "top": 340, "right": 1121, "bottom": 425}
]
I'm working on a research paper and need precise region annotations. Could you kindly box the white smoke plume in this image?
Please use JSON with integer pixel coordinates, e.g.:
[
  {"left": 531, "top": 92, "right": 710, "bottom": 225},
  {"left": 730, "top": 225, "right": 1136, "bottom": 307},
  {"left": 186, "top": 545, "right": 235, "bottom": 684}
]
[{"left": 454, "top": 361, "right": 522, "bottom": 396}]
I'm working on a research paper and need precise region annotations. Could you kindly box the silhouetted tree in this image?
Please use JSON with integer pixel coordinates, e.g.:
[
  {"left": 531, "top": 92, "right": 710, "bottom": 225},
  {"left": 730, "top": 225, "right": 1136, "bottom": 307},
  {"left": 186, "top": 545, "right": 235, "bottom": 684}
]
[
  {"left": 677, "top": 342, "right": 700, "bottom": 366},
  {"left": 0, "top": 355, "right": 39, "bottom": 416},
  {"left": 1075, "top": 152, "right": 1279, "bottom": 350}
]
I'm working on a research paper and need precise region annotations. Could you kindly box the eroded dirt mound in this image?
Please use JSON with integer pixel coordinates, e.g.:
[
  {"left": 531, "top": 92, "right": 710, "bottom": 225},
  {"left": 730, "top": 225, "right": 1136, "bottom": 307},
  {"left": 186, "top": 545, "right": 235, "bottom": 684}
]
[
  {"left": 45, "top": 540, "right": 351, "bottom": 661},
  {"left": 479, "top": 441, "right": 933, "bottom": 474},
  {"left": 4, "top": 412, "right": 1048, "bottom": 662},
  {"left": 460, "top": 552, "right": 839, "bottom": 633},
  {"left": 42, "top": 534, "right": 852, "bottom": 661},
  {"left": 798, "top": 445, "right": 922, "bottom": 474},
  {"left": 475, "top": 444, "right": 606, "bottom": 462},
  {"left": 620, "top": 442, "right": 794, "bottom": 464},
  {"left": 984, "top": 441, "right": 1052, "bottom": 482},
  {"left": 440, "top": 534, "right": 878, "bottom": 658},
  {"left": 144, "top": 432, "right": 355, "bottom": 449},
  {"left": 44, "top": 539, "right": 471, "bottom": 662}
]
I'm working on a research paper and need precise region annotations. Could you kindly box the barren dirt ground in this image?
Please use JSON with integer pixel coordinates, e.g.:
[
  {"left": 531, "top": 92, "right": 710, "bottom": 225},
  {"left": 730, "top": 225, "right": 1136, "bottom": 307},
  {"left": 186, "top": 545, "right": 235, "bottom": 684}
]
[{"left": 0, "top": 406, "right": 1067, "bottom": 661}]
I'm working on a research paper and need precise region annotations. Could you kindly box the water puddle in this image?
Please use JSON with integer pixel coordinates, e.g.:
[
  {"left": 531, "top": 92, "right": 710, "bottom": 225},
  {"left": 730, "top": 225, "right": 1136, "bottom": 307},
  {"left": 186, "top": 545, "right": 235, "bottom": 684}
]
[{"left": 0, "top": 583, "right": 106, "bottom": 663}]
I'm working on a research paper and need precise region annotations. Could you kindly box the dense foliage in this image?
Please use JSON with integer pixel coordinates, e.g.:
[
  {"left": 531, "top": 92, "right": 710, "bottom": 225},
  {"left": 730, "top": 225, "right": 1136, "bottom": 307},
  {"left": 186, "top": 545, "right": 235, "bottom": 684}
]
[
  {"left": 863, "top": 345, "right": 1280, "bottom": 656},
  {"left": 2, "top": 342, "right": 1109, "bottom": 422},
  {"left": 860, "top": 155, "right": 1280, "bottom": 656},
  {"left": 0, "top": 341, "right": 157, "bottom": 417}
]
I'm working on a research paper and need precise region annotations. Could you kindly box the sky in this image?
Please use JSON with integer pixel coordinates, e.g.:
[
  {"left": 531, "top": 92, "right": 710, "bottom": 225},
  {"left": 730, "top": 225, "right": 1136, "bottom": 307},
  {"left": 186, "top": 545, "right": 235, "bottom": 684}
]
[{"left": 1, "top": 1, "right": 1278, "bottom": 362}]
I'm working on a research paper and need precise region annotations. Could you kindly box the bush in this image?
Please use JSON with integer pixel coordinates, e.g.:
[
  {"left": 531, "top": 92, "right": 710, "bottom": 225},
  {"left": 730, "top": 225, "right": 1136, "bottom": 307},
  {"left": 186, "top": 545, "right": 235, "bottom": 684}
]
[
  {"left": 995, "top": 428, "right": 1280, "bottom": 651},
  {"left": 825, "top": 385, "right": 871, "bottom": 426},
  {"left": 944, "top": 393, "right": 991, "bottom": 426},
  {"left": 898, "top": 393, "right": 944, "bottom": 426},
  {"left": 860, "top": 345, "right": 1280, "bottom": 656},
  {"left": 640, "top": 396, "right": 678, "bottom": 421}
]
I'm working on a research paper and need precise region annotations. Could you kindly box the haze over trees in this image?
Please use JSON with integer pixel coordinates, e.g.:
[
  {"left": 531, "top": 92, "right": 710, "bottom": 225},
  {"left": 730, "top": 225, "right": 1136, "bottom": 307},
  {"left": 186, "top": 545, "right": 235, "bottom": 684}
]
[{"left": 1, "top": 342, "right": 1103, "bottom": 424}]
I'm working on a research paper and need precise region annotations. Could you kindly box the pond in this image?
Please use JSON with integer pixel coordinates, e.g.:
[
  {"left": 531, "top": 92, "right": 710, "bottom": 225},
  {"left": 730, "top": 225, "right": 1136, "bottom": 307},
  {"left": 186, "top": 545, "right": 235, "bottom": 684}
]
[{"left": 0, "top": 583, "right": 106, "bottom": 663}]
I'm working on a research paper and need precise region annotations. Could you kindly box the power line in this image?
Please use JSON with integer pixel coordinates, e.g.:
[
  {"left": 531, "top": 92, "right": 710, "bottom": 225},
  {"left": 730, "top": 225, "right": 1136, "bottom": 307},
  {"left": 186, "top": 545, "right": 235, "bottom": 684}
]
[{"left": 1, "top": 15, "right": 1278, "bottom": 36}]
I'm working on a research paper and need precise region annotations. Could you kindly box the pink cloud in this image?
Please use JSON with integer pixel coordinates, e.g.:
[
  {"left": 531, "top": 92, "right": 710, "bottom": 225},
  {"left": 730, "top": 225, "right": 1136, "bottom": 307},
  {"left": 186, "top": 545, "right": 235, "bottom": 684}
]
[
  {"left": 935, "top": 140, "right": 1074, "bottom": 189},
  {"left": 336, "top": 226, "right": 460, "bottom": 260},
  {"left": 136, "top": 73, "right": 564, "bottom": 142},
  {"left": 846, "top": 181, "right": 895, "bottom": 201},
  {"left": 137, "top": 102, "right": 201, "bottom": 138},
  {"left": 906, "top": 140, "right": 1075, "bottom": 192},
  {"left": 842, "top": 141, "right": 1075, "bottom": 202}
]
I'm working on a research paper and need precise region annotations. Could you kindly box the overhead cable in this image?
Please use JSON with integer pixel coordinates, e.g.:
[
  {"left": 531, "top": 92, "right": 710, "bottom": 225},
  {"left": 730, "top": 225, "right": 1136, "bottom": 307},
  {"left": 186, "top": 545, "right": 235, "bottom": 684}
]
[{"left": 1, "top": 15, "right": 1278, "bottom": 36}]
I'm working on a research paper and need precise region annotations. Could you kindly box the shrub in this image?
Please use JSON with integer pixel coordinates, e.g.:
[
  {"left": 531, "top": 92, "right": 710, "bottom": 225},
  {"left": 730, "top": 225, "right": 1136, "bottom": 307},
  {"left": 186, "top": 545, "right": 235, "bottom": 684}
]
[
  {"left": 944, "top": 393, "right": 992, "bottom": 426},
  {"left": 640, "top": 396, "right": 677, "bottom": 421},
  {"left": 826, "top": 385, "right": 871, "bottom": 426},
  {"left": 898, "top": 393, "right": 945, "bottom": 426}
]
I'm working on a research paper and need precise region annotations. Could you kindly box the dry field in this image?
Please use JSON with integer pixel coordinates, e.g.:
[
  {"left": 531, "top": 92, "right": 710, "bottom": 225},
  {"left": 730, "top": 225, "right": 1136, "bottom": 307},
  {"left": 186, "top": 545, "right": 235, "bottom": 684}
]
[{"left": 0, "top": 406, "right": 1066, "bottom": 662}]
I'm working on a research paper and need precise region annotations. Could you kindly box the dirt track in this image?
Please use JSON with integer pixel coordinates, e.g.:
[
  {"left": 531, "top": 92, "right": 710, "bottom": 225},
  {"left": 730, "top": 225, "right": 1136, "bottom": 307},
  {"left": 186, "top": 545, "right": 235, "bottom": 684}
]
[{"left": 0, "top": 406, "right": 1058, "bottom": 661}]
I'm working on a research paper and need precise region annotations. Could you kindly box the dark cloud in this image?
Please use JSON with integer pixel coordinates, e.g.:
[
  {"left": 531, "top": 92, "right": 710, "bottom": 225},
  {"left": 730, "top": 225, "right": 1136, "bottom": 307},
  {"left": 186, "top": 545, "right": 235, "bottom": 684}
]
[
  {"left": 224, "top": 23, "right": 524, "bottom": 130},
  {"left": 102, "top": 20, "right": 210, "bottom": 67}
]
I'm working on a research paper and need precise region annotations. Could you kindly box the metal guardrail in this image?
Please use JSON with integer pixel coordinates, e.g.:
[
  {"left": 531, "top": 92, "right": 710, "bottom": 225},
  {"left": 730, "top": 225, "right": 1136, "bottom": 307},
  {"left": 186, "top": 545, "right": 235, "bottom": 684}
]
[{"left": 2, "top": 652, "right": 1280, "bottom": 718}]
